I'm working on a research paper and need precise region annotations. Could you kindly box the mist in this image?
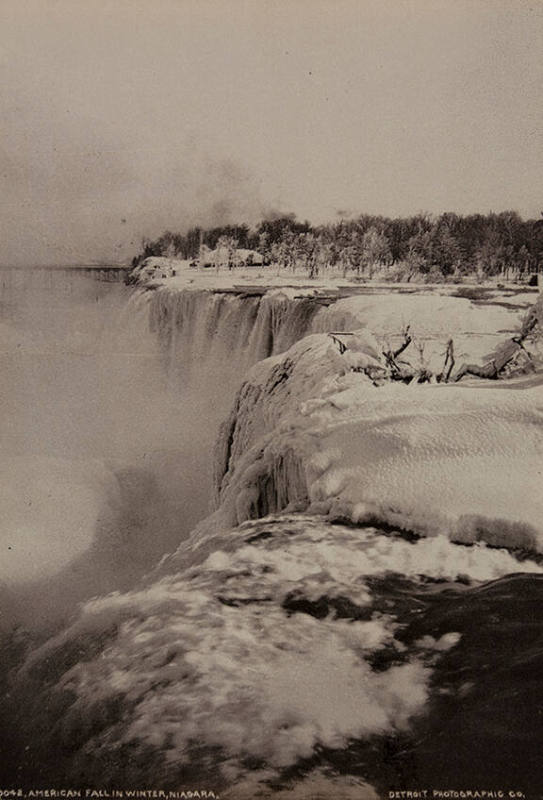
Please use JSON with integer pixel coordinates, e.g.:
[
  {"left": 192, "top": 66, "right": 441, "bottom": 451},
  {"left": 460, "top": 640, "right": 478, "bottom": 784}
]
[{"left": 0, "top": 270, "right": 223, "bottom": 630}]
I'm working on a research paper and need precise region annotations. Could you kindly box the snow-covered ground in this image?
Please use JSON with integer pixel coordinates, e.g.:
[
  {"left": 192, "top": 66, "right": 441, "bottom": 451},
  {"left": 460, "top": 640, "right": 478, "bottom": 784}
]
[
  {"left": 208, "top": 331, "right": 543, "bottom": 551},
  {"left": 130, "top": 255, "right": 537, "bottom": 297}
]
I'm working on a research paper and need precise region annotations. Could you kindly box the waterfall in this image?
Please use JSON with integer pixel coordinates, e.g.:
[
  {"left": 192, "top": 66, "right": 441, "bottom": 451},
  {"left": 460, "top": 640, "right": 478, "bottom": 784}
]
[
  {"left": 147, "top": 287, "right": 322, "bottom": 394},
  {"left": 131, "top": 287, "right": 326, "bottom": 526}
]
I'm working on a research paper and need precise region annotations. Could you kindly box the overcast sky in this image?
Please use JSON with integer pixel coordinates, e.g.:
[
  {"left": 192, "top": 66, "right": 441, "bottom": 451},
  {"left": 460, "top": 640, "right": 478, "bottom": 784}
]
[{"left": 1, "top": 0, "right": 542, "bottom": 266}]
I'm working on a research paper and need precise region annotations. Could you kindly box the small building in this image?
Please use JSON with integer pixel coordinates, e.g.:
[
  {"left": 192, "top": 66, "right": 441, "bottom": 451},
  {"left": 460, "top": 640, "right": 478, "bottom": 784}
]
[
  {"left": 197, "top": 247, "right": 264, "bottom": 268},
  {"left": 132, "top": 257, "right": 177, "bottom": 283}
]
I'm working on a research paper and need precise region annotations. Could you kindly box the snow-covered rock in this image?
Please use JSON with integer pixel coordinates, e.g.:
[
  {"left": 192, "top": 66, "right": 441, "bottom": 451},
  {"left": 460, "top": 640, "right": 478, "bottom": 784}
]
[{"left": 210, "top": 330, "right": 543, "bottom": 552}]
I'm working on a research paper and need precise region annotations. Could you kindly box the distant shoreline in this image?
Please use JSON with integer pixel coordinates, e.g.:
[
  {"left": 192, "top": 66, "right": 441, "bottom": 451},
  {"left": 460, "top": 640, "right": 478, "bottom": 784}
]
[{"left": 0, "top": 263, "right": 129, "bottom": 270}]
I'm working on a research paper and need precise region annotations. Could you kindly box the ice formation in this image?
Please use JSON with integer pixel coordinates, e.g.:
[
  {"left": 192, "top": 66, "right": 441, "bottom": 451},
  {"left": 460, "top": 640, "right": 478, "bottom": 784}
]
[{"left": 208, "top": 327, "right": 543, "bottom": 551}]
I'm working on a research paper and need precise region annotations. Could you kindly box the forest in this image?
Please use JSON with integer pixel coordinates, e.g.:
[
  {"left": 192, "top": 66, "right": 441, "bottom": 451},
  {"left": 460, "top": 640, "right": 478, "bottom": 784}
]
[{"left": 133, "top": 210, "right": 543, "bottom": 281}]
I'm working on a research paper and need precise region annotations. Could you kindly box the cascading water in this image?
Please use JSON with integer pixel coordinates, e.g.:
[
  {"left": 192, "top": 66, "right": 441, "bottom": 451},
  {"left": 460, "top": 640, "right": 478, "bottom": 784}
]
[
  {"left": 147, "top": 286, "right": 323, "bottom": 394},
  {"left": 141, "top": 286, "right": 326, "bottom": 521}
]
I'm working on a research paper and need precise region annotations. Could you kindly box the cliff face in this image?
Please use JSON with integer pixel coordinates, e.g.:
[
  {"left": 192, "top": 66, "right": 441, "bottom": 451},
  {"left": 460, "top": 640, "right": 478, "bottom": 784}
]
[{"left": 209, "top": 329, "right": 543, "bottom": 550}]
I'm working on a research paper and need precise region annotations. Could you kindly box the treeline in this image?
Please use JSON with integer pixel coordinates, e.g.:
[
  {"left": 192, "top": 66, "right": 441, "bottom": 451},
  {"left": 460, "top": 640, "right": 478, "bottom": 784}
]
[{"left": 133, "top": 210, "right": 543, "bottom": 281}]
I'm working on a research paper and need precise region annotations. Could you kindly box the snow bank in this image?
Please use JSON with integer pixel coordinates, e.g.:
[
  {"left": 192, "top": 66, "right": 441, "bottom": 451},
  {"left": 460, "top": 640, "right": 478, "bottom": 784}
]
[
  {"left": 129, "top": 256, "right": 353, "bottom": 292},
  {"left": 312, "top": 292, "right": 534, "bottom": 373},
  {"left": 312, "top": 293, "right": 525, "bottom": 337},
  {"left": 212, "top": 332, "right": 543, "bottom": 552},
  {"left": 129, "top": 257, "right": 540, "bottom": 302}
]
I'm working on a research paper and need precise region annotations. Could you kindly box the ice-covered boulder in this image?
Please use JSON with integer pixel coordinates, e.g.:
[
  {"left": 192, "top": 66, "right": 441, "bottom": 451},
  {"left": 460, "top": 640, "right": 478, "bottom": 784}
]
[{"left": 211, "top": 329, "right": 543, "bottom": 552}]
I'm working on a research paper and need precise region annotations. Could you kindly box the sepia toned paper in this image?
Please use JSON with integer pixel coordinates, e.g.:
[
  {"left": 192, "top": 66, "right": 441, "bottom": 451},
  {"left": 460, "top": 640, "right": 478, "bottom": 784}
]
[{"left": 1, "top": 2, "right": 542, "bottom": 798}]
